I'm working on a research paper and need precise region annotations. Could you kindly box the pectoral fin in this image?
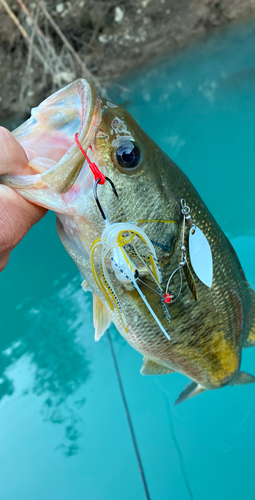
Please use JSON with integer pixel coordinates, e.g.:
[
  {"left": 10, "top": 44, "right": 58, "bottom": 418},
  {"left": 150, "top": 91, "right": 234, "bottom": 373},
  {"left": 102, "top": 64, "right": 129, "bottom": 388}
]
[
  {"left": 175, "top": 381, "right": 205, "bottom": 405},
  {"left": 140, "top": 357, "right": 175, "bottom": 375},
  {"left": 93, "top": 292, "right": 111, "bottom": 341},
  {"left": 229, "top": 371, "right": 255, "bottom": 385}
]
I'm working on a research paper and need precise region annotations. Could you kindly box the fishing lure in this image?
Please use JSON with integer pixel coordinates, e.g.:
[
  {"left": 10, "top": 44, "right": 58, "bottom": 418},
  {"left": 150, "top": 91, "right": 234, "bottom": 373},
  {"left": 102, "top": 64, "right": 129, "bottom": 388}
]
[
  {"left": 90, "top": 221, "right": 170, "bottom": 340},
  {"left": 181, "top": 199, "right": 213, "bottom": 288},
  {"left": 75, "top": 133, "right": 171, "bottom": 340},
  {"left": 75, "top": 133, "right": 212, "bottom": 338},
  {"left": 165, "top": 199, "right": 213, "bottom": 301}
]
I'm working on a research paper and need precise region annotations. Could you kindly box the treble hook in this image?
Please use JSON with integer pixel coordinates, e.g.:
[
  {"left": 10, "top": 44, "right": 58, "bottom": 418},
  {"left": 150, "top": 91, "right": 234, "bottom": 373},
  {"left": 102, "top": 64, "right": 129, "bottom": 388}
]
[{"left": 93, "top": 177, "right": 119, "bottom": 220}]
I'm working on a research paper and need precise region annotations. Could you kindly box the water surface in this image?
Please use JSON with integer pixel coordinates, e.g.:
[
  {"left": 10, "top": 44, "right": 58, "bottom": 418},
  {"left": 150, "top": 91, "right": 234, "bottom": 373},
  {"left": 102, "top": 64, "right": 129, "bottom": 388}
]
[{"left": 1, "top": 20, "right": 255, "bottom": 500}]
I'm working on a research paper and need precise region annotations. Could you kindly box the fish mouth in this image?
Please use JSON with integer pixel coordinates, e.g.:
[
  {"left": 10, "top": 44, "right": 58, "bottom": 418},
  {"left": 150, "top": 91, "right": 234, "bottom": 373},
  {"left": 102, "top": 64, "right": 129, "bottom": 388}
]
[{"left": 13, "top": 79, "right": 100, "bottom": 192}]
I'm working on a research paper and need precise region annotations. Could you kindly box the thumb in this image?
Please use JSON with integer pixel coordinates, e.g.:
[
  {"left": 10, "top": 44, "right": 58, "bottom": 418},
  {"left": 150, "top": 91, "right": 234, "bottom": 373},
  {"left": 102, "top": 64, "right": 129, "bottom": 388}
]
[
  {"left": 0, "top": 127, "right": 47, "bottom": 271},
  {"left": 0, "top": 126, "right": 35, "bottom": 175}
]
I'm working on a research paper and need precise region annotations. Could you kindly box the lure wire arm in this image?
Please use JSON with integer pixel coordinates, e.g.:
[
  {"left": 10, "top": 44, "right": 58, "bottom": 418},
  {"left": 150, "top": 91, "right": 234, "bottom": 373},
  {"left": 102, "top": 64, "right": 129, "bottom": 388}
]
[{"left": 164, "top": 199, "right": 191, "bottom": 304}]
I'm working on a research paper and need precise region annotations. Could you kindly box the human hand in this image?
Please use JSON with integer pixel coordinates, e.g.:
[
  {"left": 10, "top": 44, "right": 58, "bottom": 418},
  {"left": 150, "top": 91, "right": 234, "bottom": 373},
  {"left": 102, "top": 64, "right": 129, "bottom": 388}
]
[{"left": 0, "top": 126, "right": 47, "bottom": 272}]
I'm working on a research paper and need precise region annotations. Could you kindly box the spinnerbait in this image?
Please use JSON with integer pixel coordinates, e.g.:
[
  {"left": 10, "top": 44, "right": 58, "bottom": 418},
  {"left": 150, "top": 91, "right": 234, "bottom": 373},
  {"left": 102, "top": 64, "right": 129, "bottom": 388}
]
[{"left": 75, "top": 133, "right": 171, "bottom": 340}]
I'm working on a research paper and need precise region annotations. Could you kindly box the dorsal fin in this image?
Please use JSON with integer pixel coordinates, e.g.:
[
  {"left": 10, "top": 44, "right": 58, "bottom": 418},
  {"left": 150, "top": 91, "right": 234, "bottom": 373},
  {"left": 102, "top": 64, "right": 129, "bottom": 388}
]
[
  {"left": 244, "top": 288, "right": 255, "bottom": 347},
  {"left": 93, "top": 292, "right": 111, "bottom": 341},
  {"left": 140, "top": 357, "right": 175, "bottom": 375}
]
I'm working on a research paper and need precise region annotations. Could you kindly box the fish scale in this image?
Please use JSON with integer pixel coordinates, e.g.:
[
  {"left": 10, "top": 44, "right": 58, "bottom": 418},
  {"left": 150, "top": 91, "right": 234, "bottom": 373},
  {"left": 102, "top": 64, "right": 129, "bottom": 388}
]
[{"left": 1, "top": 78, "right": 255, "bottom": 403}]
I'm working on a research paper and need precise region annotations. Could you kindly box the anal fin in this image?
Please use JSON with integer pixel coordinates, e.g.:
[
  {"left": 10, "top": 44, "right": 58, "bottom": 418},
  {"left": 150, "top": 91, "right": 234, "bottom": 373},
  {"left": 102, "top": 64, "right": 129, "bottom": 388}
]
[
  {"left": 175, "top": 381, "right": 205, "bottom": 405},
  {"left": 140, "top": 357, "right": 175, "bottom": 376},
  {"left": 93, "top": 292, "right": 111, "bottom": 342}
]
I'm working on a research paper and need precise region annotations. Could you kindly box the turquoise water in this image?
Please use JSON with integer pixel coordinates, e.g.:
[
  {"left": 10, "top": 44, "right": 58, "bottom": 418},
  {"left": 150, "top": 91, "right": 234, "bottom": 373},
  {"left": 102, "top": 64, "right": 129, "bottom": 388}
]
[{"left": 1, "top": 20, "right": 255, "bottom": 500}]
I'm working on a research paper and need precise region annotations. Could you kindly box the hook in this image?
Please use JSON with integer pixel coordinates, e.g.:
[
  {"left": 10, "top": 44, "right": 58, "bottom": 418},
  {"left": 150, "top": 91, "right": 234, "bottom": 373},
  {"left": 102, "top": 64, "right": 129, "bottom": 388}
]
[
  {"left": 75, "top": 133, "right": 118, "bottom": 220},
  {"left": 93, "top": 177, "right": 119, "bottom": 220}
]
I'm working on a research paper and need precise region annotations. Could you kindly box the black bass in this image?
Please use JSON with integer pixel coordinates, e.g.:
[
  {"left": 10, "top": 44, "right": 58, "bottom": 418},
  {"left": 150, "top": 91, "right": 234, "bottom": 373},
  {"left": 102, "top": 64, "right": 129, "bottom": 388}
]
[{"left": 1, "top": 79, "right": 255, "bottom": 404}]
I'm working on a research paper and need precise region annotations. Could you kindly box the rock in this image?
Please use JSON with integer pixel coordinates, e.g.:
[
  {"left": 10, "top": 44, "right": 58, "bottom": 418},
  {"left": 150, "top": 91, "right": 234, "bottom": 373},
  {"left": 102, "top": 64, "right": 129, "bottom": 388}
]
[
  {"left": 114, "top": 6, "right": 124, "bottom": 22},
  {"left": 56, "top": 3, "right": 64, "bottom": 14},
  {"left": 141, "top": 0, "right": 150, "bottom": 7},
  {"left": 98, "top": 34, "right": 109, "bottom": 44}
]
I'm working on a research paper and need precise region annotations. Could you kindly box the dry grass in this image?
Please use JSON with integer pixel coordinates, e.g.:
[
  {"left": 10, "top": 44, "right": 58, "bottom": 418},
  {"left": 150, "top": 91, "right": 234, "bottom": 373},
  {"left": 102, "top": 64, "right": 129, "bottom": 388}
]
[
  {"left": 0, "top": 0, "right": 105, "bottom": 112},
  {"left": 1, "top": 0, "right": 255, "bottom": 118}
]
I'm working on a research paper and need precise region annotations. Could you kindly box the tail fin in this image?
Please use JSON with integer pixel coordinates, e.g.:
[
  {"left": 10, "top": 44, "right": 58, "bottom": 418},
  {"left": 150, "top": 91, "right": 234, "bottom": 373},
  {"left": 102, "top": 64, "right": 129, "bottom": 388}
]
[
  {"left": 229, "top": 371, "right": 255, "bottom": 385},
  {"left": 175, "top": 371, "right": 255, "bottom": 405}
]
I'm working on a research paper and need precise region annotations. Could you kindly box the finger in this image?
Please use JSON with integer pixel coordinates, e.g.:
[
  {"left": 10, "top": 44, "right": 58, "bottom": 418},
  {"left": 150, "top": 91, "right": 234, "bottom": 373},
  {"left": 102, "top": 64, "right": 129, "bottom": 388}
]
[
  {"left": 0, "top": 252, "right": 10, "bottom": 273},
  {"left": 0, "top": 126, "right": 35, "bottom": 175},
  {"left": 0, "top": 185, "right": 46, "bottom": 254},
  {"left": 0, "top": 127, "right": 47, "bottom": 260}
]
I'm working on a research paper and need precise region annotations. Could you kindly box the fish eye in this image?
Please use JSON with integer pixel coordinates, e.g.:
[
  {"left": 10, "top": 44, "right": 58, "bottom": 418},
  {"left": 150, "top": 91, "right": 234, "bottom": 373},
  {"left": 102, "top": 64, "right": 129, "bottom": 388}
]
[{"left": 114, "top": 142, "right": 141, "bottom": 171}]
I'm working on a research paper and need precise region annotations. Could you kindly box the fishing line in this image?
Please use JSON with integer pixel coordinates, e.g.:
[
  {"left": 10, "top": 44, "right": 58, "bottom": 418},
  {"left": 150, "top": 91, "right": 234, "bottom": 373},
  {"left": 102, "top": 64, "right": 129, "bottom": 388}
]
[
  {"left": 155, "top": 380, "right": 195, "bottom": 500},
  {"left": 107, "top": 330, "right": 151, "bottom": 500},
  {"left": 151, "top": 240, "right": 171, "bottom": 251}
]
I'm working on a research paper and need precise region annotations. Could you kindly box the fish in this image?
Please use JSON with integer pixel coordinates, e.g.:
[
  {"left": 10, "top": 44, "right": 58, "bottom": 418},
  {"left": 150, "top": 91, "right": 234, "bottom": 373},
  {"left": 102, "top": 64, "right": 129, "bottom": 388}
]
[{"left": 1, "top": 78, "right": 255, "bottom": 404}]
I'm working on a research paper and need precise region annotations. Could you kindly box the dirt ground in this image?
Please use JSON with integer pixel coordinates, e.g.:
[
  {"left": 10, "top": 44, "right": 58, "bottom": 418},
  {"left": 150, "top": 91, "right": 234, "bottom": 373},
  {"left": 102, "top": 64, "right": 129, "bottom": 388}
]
[{"left": 1, "top": 0, "right": 255, "bottom": 122}]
